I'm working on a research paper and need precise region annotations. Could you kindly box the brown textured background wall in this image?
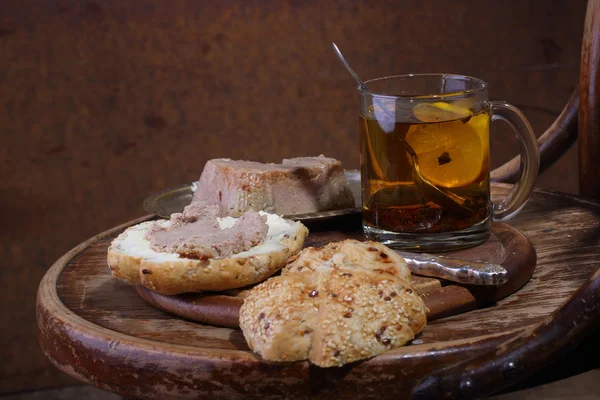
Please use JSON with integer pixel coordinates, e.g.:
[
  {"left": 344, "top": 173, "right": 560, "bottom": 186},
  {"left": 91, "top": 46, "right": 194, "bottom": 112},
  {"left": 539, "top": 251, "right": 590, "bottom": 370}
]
[{"left": 0, "top": 0, "right": 586, "bottom": 394}]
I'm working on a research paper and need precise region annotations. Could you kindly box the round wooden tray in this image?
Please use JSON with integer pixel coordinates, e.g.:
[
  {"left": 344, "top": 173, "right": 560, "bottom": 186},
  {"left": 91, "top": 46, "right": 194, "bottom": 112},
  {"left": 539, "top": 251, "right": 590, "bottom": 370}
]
[
  {"left": 37, "top": 184, "right": 600, "bottom": 399},
  {"left": 135, "top": 222, "right": 536, "bottom": 329}
]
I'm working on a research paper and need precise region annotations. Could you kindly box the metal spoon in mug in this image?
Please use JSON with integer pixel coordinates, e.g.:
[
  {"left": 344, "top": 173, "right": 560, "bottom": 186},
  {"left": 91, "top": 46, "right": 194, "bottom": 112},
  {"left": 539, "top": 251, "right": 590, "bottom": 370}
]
[{"left": 331, "top": 43, "right": 473, "bottom": 215}]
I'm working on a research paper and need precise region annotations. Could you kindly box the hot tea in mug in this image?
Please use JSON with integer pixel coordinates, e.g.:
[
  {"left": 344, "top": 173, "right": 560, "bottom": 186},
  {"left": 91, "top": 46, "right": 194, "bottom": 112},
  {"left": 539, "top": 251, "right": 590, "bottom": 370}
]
[{"left": 359, "top": 74, "right": 538, "bottom": 251}]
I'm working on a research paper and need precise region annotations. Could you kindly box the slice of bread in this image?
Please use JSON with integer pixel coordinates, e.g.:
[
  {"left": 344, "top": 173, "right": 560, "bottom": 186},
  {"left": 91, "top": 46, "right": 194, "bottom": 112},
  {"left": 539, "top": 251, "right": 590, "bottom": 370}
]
[
  {"left": 107, "top": 213, "right": 308, "bottom": 295},
  {"left": 239, "top": 239, "right": 427, "bottom": 367}
]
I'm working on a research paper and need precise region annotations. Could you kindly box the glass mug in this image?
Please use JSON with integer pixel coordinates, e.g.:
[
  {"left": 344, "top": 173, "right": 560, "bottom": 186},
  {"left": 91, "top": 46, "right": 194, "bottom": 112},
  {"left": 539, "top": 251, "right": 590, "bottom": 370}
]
[{"left": 359, "top": 74, "right": 539, "bottom": 251}]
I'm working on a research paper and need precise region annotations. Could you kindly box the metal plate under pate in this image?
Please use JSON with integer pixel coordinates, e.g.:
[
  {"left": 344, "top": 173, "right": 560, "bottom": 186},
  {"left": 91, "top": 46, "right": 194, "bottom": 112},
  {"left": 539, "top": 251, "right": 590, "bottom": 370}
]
[{"left": 142, "top": 170, "right": 362, "bottom": 221}]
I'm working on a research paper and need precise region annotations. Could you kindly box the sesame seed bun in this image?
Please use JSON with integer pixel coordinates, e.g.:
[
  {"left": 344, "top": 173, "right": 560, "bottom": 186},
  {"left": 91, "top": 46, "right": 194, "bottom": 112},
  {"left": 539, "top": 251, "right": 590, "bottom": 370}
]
[{"left": 239, "top": 240, "right": 427, "bottom": 367}]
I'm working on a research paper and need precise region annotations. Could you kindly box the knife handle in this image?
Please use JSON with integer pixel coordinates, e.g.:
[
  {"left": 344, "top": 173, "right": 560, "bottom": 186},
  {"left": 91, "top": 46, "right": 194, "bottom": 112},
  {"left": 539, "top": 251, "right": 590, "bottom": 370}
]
[{"left": 397, "top": 251, "right": 509, "bottom": 286}]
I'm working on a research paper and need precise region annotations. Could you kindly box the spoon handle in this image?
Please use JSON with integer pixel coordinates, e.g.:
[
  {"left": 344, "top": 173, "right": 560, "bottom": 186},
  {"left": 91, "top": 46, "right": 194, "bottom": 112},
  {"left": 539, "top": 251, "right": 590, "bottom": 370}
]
[
  {"left": 396, "top": 251, "right": 509, "bottom": 286},
  {"left": 332, "top": 43, "right": 369, "bottom": 90}
]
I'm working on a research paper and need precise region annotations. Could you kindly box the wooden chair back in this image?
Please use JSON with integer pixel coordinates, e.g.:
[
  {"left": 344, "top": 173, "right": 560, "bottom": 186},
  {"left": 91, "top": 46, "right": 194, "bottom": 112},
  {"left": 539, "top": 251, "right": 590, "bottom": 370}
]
[{"left": 493, "top": 0, "right": 600, "bottom": 202}]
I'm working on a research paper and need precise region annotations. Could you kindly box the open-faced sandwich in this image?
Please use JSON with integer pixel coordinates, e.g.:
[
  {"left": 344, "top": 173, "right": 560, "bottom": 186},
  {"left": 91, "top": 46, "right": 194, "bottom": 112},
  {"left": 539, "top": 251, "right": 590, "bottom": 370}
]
[{"left": 108, "top": 201, "right": 308, "bottom": 294}]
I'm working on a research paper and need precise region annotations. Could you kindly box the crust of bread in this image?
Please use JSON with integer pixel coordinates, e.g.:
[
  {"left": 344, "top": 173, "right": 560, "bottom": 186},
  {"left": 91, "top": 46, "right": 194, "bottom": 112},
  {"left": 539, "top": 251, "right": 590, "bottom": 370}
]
[
  {"left": 107, "top": 246, "right": 143, "bottom": 285},
  {"left": 283, "top": 239, "right": 410, "bottom": 280},
  {"left": 238, "top": 272, "right": 320, "bottom": 362},
  {"left": 311, "top": 269, "right": 426, "bottom": 367},
  {"left": 107, "top": 220, "right": 308, "bottom": 295},
  {"left": 240, "top": 239, "right": 427, "bottom": 367}
]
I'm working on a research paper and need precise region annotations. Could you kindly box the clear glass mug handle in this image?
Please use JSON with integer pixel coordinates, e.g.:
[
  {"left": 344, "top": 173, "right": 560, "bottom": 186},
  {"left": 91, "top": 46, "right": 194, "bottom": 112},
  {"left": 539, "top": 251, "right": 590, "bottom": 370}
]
[{"left": 490, "top": 101, "right": 540, "bottom": 221}]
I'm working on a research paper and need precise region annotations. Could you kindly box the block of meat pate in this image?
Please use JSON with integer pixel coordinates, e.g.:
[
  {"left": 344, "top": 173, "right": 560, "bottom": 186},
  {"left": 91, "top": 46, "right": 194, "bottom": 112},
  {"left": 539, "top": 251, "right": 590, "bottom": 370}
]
[
  {"left": 107, "top": 202, "right": 308, "bottom": 295},
  {"left": 239, "top": 240, "right": 427, "bottom": 367},
  {"left": 192, "top": 156, "right": 355, "bottom": 217}
]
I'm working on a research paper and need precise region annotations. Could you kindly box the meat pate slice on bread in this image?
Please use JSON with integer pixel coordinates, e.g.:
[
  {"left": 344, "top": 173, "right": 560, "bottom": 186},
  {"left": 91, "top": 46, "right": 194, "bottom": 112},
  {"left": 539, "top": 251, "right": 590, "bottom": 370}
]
[
  {"left": 239, "top": 239, "right": 427, "bottom": 367},
  {"left": 107, "top": 212, "right": 308, "bottom": 295}
]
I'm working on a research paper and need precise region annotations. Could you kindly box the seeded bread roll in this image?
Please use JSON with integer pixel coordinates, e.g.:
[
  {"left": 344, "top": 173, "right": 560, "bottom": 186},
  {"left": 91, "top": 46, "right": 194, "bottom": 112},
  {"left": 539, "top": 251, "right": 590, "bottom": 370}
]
[
  {"left": 239, "top": 272, "right": 320, "bottom": 362},
  {"left": 283, "top": 240, "right": 410, "bottom": 279},
  {"left": 239, "top": 240, "right": 427, "bottom": 367}
]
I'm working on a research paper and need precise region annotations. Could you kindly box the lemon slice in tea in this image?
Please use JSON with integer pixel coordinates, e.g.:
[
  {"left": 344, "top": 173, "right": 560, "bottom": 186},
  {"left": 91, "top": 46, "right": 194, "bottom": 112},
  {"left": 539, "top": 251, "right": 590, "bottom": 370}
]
[
  {"left": 405, "top": 117, "right": 486, "bottom": 188},
  {"left": 412, "top": 102, "right": 472, "bottom": 123}
]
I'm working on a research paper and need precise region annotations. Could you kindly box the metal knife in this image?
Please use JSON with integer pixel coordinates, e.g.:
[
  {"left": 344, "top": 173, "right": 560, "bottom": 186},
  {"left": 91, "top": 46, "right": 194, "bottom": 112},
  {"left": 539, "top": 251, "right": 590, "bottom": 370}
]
[{"left": 395, "top": 251, "right": 508, "bottom": 286}]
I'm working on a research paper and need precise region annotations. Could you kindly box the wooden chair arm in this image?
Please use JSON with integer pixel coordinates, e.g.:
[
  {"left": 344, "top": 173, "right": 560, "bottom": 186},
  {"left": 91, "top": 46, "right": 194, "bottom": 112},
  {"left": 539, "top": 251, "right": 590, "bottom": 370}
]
[
  {"left": 491, "top": 88, "right": 579, "bottom": 183},
  {"left": 579, "top": 0, "right": 600, "bottom": 200},
  {"left": 411, "top": 264, "right": 600, "bottom": 398}
]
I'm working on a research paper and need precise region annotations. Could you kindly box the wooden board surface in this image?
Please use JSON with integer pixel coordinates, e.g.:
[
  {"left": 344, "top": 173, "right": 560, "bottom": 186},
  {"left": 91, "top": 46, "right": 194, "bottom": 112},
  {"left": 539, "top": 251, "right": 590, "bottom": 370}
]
[
  {"left": 36, "top": 185, "right": 600, "bottom": 399},
  {"left": 134, "top": 222, "right": 536, "bottom": 329}
]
